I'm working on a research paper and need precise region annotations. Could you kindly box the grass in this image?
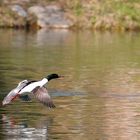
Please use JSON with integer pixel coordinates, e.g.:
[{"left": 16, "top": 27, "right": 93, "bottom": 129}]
[{"left": 50, "top": 0, "right": 140, "bottom": 30}]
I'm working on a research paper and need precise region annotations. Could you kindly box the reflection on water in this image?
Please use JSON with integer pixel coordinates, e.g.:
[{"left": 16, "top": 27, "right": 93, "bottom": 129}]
[
  {"left": 1, "top": 114, "right": 48, "bottom": 140},
  {"left": 0, "top": 29, "right": 140, "bottom": 140}
]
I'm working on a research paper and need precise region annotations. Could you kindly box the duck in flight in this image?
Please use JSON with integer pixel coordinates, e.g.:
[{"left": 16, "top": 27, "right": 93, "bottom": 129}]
[{"left": 2, "top": 74, "right": 61, "bottom": 108}]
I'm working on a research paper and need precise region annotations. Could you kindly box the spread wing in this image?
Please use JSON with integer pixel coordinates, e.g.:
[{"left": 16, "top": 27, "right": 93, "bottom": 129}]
[
  {"left": 2, "top": 80, "right": 29, "bottom": 106},
  {"left": 2, "top": 89, "right": 19, "bottom": 106},
  {"left": 33, "top": 87, "right": 56, "bottom": 108}
]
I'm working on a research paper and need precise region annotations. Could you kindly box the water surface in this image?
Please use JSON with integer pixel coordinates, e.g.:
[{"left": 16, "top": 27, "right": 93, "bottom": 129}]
[{"left": 0, "top": 29, "right": 140, "bottom": 140}]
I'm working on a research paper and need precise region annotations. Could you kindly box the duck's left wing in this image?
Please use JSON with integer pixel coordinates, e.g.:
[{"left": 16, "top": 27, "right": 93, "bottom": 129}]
[
  {"left": 33, "top": 87, "right": 56, "bottom": 108},
  {"left": 2, "top": 80, "right": 29, "bottom": 106},
  {"left": 2, "top": 89, "right": 19, "bottom": 106}
]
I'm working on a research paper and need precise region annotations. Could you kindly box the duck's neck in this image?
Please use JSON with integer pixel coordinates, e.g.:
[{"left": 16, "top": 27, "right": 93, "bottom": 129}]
[{"left": 40, "top": 78, "right": 48, "bottom": 87}]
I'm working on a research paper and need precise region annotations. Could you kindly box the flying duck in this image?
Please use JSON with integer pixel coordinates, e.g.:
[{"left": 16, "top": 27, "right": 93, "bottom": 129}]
[{"left": 2, "top": 73, "right": 61, "bottom": 108}]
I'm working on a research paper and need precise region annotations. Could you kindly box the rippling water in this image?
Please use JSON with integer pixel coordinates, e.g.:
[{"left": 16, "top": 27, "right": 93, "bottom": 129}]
[{"left": 0, "top": 29, "right": 140, "bottom": 140}]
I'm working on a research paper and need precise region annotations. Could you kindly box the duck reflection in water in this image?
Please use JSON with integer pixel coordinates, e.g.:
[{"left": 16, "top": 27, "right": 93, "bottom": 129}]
[{"left": 1, "top": 114, "right": 53, "bottom": 140}]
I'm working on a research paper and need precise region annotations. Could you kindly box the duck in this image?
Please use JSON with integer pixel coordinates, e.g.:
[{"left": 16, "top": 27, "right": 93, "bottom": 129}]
[{"left": 2, "top": 73, "right": 61, "bottom": 108}]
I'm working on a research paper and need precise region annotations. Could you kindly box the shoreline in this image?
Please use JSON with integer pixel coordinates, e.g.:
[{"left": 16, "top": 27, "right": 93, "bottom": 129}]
[{"left": 0, "top": 1, "right": 140, "bottom": 31}]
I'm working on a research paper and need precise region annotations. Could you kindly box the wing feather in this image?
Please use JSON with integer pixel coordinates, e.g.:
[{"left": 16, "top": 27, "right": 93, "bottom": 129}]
[
  {"left": 2, "top": 89, "right": 19, "bottom": 106},
  {"left": 2, "top": 80, "right": 29, "bottom": 106},
  {"left": 33, "top": 87, "right": 55, "bottom": 108}
]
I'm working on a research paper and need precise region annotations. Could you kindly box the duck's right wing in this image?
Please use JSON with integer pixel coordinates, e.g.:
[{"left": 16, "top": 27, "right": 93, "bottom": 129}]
[
  {"left": 33, "top": 87, "right": 56, "bottom": 108},
  {"left": 19, "top": 95, "right": 31, "bottom": 101}
]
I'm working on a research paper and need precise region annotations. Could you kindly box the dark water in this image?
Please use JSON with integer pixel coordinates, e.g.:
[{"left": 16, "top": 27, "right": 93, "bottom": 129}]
[{"left": 0, "top": 29, "right": 140, "bottom": 140}]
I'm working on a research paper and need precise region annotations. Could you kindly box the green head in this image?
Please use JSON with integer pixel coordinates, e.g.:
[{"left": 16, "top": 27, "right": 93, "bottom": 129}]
[{"left": 46, "top": 73, "right": 60, "bottom": 81}]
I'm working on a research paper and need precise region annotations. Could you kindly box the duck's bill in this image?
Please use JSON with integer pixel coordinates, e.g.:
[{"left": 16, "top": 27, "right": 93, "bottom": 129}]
[{"left": 58, "top": 75, "right": 64, "bottom": 79}]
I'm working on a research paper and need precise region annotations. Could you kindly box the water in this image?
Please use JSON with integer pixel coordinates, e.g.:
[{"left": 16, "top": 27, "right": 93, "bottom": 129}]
[{"left": 0, "top": 29, "right": 140, "bottom": 140}]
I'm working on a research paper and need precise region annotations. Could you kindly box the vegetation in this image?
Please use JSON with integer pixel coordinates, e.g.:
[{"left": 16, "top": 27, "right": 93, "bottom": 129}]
[
  {"left": 63, "top": 0, "right": 140, "bottom": 31},
  {"left": 0, "top": 7, "right": 26, "bottom": 28},
  {"left": 1, "top": 0, "right": 140, "bottom": 31}
]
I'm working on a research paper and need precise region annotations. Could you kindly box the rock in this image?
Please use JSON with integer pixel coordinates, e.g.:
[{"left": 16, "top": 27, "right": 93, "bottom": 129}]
[
  {"left": 28, "top": 5, "right": 74, "bottom": 29},
  {"left": 45, "top": 5, "right": 62, "bottom": 13},
  {"left": 28, "top": 6, "right": 46, "bottom": 17},
  {"left": 10, "top": 5, "right": 27, "bottom": 17}
]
